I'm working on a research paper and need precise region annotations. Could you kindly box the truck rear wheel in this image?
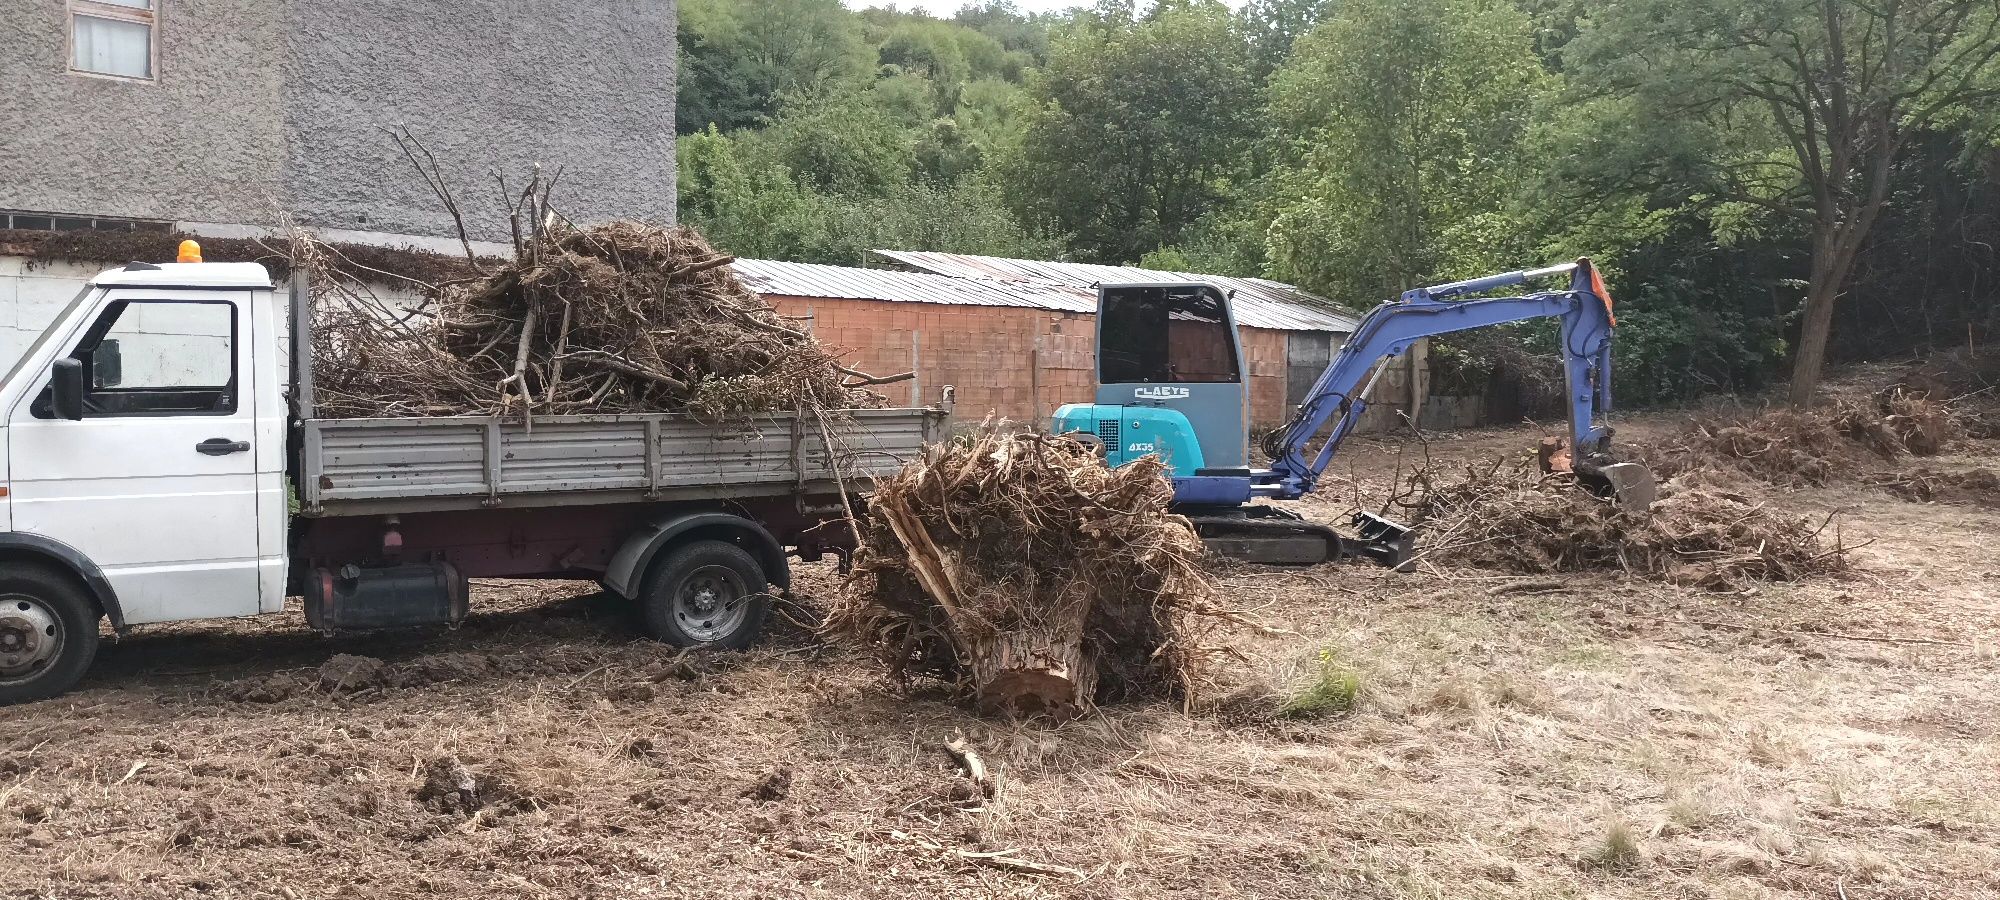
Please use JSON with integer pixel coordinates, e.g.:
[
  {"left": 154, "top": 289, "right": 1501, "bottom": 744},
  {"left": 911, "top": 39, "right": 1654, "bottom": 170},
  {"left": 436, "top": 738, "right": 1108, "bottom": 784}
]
[
  {"left": 0, "top": 564, "right": 101, "bottom": 706},
  {"left": 637, "top": 540, "right": 770, "bottom": 650}
]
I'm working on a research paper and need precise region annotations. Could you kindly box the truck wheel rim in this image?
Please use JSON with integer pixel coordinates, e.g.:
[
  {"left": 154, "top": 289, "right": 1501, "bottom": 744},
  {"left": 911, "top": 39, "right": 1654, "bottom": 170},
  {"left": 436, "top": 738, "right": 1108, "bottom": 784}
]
[
  {"left": 674, "top": 565, "right": 748, "bottom": 643},
  {"left": 0, "top": 595, "right": 63, "bottom": 683}
]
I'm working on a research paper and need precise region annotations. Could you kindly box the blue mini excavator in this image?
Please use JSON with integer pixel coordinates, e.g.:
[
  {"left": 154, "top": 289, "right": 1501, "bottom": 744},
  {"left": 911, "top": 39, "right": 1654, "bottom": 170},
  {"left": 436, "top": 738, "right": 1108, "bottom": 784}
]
[{"left": 1051, "top": 259, "right": 1657, "bottom": 567}]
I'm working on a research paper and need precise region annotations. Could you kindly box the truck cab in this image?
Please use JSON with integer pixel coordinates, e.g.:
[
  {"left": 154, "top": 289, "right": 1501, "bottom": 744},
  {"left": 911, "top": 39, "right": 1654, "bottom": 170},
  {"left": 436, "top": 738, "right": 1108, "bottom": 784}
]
[{"left": 0, "top": 259, "right": 291, "bottom": 700}]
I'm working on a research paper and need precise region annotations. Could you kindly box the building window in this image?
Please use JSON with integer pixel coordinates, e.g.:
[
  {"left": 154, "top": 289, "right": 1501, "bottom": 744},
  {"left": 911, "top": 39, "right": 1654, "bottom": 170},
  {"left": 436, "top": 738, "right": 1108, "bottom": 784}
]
[{"left": 70, "top": 0, "right": 156, "bottom": 80}]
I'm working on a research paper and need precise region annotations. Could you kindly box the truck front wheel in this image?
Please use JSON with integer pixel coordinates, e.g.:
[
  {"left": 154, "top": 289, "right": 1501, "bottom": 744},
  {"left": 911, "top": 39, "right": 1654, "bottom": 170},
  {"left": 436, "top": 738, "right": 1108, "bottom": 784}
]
[
  {"left": 637, "top": 540, "right": 770, "bottom": 650},
  {"left": 0, "top": 565, "right": 101, "bottom": 706}
]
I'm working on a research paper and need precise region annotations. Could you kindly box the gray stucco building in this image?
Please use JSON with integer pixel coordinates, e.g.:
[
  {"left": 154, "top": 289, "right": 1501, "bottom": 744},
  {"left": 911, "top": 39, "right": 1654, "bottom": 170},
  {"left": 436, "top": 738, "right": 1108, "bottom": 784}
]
[{"left": 0, "top": 0, "right": 676, "bottom": 249}]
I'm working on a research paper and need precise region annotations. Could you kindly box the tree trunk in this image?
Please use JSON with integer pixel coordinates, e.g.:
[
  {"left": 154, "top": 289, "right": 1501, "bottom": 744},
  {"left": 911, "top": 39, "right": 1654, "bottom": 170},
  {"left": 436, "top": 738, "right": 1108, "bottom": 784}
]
[
  {"left": 1788, "top": 231, "right": 1862, "bottom": 407},
  {"left": 968, "top": 630, "right": 1096, "bottom": 720}
]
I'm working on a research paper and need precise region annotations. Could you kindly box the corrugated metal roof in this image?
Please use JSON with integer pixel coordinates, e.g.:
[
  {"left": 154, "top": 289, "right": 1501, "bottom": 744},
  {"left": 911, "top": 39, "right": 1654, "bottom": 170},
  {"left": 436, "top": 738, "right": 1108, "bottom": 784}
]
[
  {"left": 734, "top": 258, "right": 1096, "bottom": 313},
  {"left": 869, "top": 250, "right": 1360, "bottom": 333}
]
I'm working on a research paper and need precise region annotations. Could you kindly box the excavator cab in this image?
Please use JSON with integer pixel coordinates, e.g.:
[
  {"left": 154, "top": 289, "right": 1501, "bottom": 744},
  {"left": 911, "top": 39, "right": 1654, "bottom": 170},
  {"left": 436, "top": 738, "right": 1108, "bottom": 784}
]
[
  {"left": 1050, "top": 283, "right": 1268, "bottom": 506},
  {"left": 1053, "top": 282, "right": 1375, "bottom": 564}
]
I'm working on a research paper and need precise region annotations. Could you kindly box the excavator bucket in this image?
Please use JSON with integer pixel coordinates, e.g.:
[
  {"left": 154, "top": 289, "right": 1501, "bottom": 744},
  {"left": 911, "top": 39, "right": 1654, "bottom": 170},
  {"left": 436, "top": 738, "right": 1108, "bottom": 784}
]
[
  {"left": 1541, "top": 439, "right": 1657, "bottom": 514},
  {"left": 1591, "top": 461, "right": 1657, "bottom": 513}
]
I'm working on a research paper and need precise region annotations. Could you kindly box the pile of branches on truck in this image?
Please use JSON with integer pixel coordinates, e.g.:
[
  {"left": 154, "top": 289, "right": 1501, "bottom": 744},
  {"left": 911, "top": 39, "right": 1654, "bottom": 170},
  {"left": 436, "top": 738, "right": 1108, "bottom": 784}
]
[
  {"left": 299, "top": 186, "right": 898, "bottom": 420},
  {"left": 827, "top": 427, "right": 1225, "bottom": 720}
]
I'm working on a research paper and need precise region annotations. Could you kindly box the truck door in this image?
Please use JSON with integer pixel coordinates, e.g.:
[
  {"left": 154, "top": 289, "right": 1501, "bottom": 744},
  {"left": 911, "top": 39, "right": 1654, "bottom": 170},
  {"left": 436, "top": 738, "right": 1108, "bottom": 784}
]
[
  {"left": 1095, "top": 284, "right": 1249, "bottom": 469},
  {"left": 7, "top": 290, "right": 264, "bottom": 624}
]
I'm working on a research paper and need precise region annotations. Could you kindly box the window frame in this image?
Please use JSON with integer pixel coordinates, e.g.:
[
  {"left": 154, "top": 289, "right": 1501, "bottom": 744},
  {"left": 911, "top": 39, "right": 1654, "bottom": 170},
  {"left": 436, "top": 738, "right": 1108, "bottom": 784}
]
[
  {"left": 1097, "top": 285, "right": 1243, "bottom": 385},
  {"left": 32, "top": 298, "right": 240, "bottom": 419},
  {"left": 67, "top": 0, "right": 158, "bottom": 83}
]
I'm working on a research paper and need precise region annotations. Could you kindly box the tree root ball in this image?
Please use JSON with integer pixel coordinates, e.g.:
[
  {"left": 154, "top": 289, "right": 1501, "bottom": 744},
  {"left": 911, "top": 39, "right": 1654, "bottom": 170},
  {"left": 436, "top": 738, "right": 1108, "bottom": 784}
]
[{"left": 827, "top": 427, "right": 1222, "bottom": 720}]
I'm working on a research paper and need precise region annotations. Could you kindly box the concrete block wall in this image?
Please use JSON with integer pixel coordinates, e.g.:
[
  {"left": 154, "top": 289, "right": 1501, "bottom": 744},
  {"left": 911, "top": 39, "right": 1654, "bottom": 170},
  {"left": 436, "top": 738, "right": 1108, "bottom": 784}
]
[
  {"left": 0, "top": 258, "right": 105, "bottom": 371},
  {"left": 0, "top": 0, "right": 675, "bottom": 247},
  {"left": 0, "top": 255, "right": 428, "bottom": 391}
]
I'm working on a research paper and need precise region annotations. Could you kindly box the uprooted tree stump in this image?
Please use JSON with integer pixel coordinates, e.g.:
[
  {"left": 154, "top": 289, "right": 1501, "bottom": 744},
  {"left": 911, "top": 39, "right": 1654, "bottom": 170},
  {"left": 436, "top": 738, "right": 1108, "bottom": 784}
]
[{"left": 829, "top": 428, "right": 1217, "bottom": 719}]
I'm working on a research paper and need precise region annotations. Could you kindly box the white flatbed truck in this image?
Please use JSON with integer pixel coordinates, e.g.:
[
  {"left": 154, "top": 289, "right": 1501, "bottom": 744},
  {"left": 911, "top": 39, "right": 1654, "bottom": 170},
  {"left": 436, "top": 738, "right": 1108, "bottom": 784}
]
[{"left": 0, "top": 251, "right": 947, "bottom": 704}]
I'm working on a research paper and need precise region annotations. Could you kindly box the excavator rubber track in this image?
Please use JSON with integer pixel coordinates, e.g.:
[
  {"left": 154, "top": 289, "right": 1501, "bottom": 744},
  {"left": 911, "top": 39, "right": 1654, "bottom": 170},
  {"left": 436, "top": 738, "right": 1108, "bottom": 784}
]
[{"left": 1180, "top": 506, "right": 1415, "bottom": 568}]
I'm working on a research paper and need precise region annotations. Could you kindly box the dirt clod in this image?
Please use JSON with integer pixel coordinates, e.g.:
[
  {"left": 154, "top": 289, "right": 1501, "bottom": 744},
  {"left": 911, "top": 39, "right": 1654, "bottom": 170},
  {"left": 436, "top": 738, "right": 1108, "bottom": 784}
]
[
  {"left": 394, "top": 652, "right": 496, "bottom": 687},
  {"left": 220, "top": 672, "right": 311, "bottom": 703},
  {"left": 743, "top": 767, "right": 794, "bottom": 803},
  {"left": 317, "top": 654, "right": 387, "bottom": 692},
  {"left": 415, "top": 755, "right": 532, "bottom": 818}
]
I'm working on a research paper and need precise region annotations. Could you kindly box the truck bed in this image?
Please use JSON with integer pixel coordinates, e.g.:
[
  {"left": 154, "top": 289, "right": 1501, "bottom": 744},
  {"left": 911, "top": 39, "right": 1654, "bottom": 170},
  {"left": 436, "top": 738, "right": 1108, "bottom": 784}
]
[{"left": 298, "top": 407, "right": 947, "bottom": 516}]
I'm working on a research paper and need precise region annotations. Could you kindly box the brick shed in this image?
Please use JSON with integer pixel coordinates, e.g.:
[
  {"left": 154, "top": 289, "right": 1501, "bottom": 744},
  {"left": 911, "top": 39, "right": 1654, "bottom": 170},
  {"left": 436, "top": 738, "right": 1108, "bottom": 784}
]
[{"left": 735, "top": 256, "right": 1363, "bottom": 432}]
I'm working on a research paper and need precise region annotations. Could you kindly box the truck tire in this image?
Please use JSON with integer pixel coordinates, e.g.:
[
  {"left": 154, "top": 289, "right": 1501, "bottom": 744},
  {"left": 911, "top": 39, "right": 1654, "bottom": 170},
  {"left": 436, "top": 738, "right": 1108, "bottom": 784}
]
[
  {"left": 637, "top": 540, "right": 770, "bottom": 650},
  {"left": 0, "top": 564, "right": 101, "bottom": 706}
]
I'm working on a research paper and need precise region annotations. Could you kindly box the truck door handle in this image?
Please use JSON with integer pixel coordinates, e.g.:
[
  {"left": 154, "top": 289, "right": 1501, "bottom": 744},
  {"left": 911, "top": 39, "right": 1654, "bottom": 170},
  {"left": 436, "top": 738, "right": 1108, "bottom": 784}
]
[{"left": 197, "top": 438, "right": 251, "bottom": 455}]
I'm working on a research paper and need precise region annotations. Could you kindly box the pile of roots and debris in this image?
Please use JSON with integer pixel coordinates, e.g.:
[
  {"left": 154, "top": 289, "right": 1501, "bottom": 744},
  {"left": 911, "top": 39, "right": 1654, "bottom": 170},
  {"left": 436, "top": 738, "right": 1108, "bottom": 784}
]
[
  {"left": 1863, "top": 466, "right": 2000, "bottom": 506},
  {"left": 1673, "top": 393, "right": 1959, "bottom": 486},
  {"left": 827, "top": 429, "right": 1219, "bottom": 719},
  {"left": 300, "top": 211, "right": 893, "bottom": 420},
  {"left": 1403, "top": 459, "right": 1846, "bottom": 589},
  {"left": 1884, "top": 345, "right": 2000, "bottom": 438}
]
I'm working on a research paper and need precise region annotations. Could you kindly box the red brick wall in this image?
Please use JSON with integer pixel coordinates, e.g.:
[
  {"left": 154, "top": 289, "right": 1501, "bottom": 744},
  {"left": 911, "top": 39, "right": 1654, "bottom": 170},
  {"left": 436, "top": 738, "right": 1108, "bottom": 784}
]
[
  {"left": 768, "top": 295, "right": 1296, "bottom": 430},
  {"left": 1240, "top": 326, "right": 1288, "bottom": 430}
]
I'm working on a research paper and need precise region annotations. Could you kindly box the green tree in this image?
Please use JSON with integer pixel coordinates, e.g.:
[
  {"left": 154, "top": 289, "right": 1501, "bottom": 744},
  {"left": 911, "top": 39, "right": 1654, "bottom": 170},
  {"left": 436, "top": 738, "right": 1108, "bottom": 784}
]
[
  {"left": 878, "top": 19, "right": 975, "bottom": 112},
  {"left": 1263, "top": 0, "right": 1550, "bottom": 302},
  {"left": 676, "top": 127, "right": 831, "bottom": 261},
  {"left": 766, "top": 96, "right": 920, "bottom": 197},
  {"left": 676, "top": 0, "right": 873, "bottom": 133},
  {"left": 952, "top": 1, "right": 1056, "bottom": 64},
  {"left": 1565, "top": 0, "right": 2000, "bottom": 405},
  {"left": 1239, "top": 0, "right": 1340, "bottom": 82},
  {"left": 1000, "top": 0, "right": 1258, "bottom": 263}
]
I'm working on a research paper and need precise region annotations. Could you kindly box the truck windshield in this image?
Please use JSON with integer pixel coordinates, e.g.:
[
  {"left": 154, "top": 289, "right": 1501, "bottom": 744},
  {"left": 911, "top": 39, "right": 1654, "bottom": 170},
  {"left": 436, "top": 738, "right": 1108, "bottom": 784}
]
[{"left": 0, "top": 284, "right": 95, "bottom": 391}]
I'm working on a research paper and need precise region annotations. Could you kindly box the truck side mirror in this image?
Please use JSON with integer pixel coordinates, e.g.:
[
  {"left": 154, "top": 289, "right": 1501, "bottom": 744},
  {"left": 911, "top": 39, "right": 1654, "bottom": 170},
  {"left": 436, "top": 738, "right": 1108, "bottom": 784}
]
[
  {"left": 92, "top": 338, "right": 123, "bottom": 388},
  {"left": 51, "top": 358, "right": 85, "bottom": 421}
]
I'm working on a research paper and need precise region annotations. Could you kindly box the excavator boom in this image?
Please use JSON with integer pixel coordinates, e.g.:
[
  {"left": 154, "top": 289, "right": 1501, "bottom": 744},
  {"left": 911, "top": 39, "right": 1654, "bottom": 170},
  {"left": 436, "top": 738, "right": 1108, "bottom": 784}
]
[{"left": 1264, "top": 259, "right": 1618, "bottom": 499}]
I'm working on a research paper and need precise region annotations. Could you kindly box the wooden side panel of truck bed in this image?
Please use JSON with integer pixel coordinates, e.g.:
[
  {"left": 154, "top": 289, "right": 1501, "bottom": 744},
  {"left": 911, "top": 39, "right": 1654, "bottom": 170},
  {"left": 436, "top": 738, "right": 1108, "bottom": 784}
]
[{"left": 298, "top": 408, "right": 946, "bottom": 516}]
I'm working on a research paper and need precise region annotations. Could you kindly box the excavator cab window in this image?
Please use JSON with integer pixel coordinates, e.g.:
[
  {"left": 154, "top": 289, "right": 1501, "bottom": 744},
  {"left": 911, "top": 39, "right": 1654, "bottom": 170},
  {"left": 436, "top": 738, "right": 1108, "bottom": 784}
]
[{"left": 1098, "top": 286, "right": 1240, "bottom": 384}]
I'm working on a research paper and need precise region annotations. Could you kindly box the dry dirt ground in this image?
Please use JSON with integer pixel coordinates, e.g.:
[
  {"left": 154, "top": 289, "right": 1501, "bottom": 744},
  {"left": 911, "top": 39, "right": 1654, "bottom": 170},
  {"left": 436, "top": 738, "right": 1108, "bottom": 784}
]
[{"left": 4, "top": 418, "right": 1997, "bottom": 900}]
